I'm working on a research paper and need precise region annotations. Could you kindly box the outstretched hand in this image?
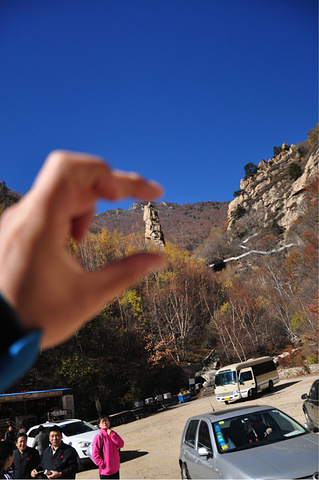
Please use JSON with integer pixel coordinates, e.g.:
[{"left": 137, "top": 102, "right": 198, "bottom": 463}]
[{"left": 0, "top": 150, "right": 167, "bottom": 348}]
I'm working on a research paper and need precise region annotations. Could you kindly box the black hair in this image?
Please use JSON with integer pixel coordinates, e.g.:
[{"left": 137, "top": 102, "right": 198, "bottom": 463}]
[
  {"left": 0, "top": 440, "right": 14, "bottom": 474},
  {"left": 48, "top": 425, "right": 63, "bottom": 435},
  {"left": 98, "top": 415, "right": 110, "bottom": 424},
  {"left": 16, "top": 432, "right": 27, "bottom": 440}
]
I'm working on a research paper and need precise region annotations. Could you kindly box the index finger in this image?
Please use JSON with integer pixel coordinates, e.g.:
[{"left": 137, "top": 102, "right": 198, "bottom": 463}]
[
  {"left": 34, "top": 150, "right": 164, "bottom": 203},
  {"left": 98, "top": 169, "right": 164, "bottom": 202}
]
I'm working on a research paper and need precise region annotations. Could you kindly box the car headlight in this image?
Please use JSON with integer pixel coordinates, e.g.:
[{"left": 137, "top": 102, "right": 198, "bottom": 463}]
[{"left": 78, "top": 441, "right": 91, "bottom": 448}]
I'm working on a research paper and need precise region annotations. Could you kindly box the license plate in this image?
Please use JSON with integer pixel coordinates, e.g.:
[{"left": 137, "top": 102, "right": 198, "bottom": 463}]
[{"left": 224, "top": 398, "right": 230, "bottom": 401}]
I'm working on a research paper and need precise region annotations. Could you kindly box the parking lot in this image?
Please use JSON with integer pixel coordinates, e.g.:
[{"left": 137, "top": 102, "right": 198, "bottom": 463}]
[{"left": 78, "top": 374, "right": 317, "bottom": 479}]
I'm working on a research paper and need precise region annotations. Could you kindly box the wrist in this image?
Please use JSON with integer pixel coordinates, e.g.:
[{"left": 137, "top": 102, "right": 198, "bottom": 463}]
[{"left": 0, "top": 292, "right": 43, "bottom": 391}]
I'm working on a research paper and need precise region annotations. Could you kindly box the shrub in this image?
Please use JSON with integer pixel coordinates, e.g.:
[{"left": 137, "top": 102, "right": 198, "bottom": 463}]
[
  {"left": 232, "top": 205, "right": 246, "bottom": 220},
  {"left": 289, "top": 162, "right": 302, "bottom": 181},
  {"left": 244, "top": 163, "right": 258, "bottom": 178},
  {"left": 233, "top": 189, "right": 245, "bottom": 198}
]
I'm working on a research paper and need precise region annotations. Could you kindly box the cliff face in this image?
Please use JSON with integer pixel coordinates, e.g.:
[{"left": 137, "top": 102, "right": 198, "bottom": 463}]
[{"left": 228, "top": 143, "right": 318, "bottom": 232}]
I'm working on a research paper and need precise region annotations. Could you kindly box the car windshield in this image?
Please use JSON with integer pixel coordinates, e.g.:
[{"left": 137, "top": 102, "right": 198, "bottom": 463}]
[
  {"left": 212, "top": 408, "right": 307, "bottom": 454},
  {"left": 60, "top": 421, "right": 95, "bottom": 436},
  {"left": 215, "top": 371, "right": 237, "bottom": 386}
]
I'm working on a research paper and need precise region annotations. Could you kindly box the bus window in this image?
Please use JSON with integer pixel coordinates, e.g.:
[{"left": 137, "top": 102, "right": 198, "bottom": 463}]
[{"left": 240, "top": 371, "right": 253, "bottom": 382}]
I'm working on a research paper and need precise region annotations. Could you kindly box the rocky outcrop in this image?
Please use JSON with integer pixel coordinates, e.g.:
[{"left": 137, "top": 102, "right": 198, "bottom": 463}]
[
  {"left": 228, "top": 144, "right": 318, "bottom": 231},
  {"left": 143, "top": 202, "right": 165, "bottom": 250}
]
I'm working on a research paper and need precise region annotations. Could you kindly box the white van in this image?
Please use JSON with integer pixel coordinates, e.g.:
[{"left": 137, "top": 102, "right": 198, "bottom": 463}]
[{"left": 214, "top": 356, "right": 279, "bottom": 404}]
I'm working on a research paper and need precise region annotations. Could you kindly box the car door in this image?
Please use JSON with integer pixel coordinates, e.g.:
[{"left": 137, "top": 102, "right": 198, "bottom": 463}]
[
  {"left": 307, "top": 380, "right": 319, "bottom": 427},
  {"left": 182, "top": 419, "right": 200, "bottom": 479},
  {"left": 195, "top": 420, "right": 219, "bottom": 479}
]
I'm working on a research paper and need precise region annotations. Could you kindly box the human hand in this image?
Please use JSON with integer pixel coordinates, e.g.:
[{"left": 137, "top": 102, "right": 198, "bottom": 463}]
[
  {"left": 46, "top": 471, "right": 61, "bottom": 479},
  {"left": 0, "top": 150, "right": 167, "bottom": 348},
  {"left": 30, "top": 469, "right": 38, "bottom": 478}
]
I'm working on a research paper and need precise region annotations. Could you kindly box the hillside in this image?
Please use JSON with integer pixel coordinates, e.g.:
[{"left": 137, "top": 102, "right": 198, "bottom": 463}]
[
  {"left": 195, "top": 127, "right": 318, "bottom": 268},
  {"left": 228, "top": 140, "right": 318, "bottom": 234},
  {"left": 91, "top": 200, "right": 229, "bottom": 251}
]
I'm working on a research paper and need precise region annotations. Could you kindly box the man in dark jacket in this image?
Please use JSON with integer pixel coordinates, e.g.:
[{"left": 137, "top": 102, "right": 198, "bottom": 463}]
[
  {"left": 4, "top": 425, "right": 16, "bottom": 445},
  {"left": 31, "top": 426, "right": 78, "bottom": 479},
  {"left": 12, "top": 433, "right": 40, "bottom": 479}
]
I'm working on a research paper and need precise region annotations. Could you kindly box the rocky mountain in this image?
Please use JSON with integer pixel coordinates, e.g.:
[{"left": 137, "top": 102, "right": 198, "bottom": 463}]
[
  {"left": 192, "top": 126, "right": 318, "bottom": 268},
  {"left": 228, "top": 140, "right": 318, "bottom": 234},
  {"left": 91, "top": 200, "right": 229, "bottom": 251}
]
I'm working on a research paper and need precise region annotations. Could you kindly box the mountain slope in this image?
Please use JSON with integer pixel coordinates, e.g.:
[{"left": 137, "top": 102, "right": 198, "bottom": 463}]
[{"left": 91, "top": 200, "right": 229, "bottom": 251}]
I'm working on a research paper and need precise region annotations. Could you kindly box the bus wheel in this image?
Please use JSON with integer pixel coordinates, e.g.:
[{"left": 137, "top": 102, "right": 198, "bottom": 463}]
[{"left": 268, "top": 380, "right": 274, "bottom": 392}]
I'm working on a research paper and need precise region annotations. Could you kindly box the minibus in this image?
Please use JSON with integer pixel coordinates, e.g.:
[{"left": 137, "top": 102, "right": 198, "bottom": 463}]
[{"left": 214, "top": 356, "right": 279, "bottom": 403}]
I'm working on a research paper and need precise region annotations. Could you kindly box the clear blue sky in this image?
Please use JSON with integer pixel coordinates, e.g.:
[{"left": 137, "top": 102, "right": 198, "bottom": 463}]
[{"left": 1, "top": 0, "right": 317, "bottom": 213}]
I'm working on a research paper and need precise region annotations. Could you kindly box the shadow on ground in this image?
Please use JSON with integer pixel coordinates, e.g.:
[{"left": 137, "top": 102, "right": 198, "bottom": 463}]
[{"left": 120, "top": 450, "right": 148, "bottom": 463}]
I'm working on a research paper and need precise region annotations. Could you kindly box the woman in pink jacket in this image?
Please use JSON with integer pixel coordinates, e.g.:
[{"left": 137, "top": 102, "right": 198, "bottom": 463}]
[{"left": 92, "top": 416, "right": 124, "bottom": 479}]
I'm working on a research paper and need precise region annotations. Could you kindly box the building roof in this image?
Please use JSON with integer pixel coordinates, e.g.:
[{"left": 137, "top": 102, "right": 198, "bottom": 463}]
[{"left": 0, "top": 388, "right": 71, "bottom": 403}]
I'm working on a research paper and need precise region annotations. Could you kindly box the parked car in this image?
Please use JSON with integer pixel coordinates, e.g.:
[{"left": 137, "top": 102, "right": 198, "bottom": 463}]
[
  {"left": 301, "top": 378, "right": 319, "bottom": 431},
  {"left": 179, "top": 404, "right": 319, "bottom": 479},
  {"left": 27, "top": 419, "right": 98, "bottom": 465}
]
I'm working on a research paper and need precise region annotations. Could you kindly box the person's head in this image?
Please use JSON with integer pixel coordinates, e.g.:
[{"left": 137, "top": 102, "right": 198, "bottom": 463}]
[
  {"left": 8, "top": 426, "right": 13, "bottom": 432},
  {"left": 98, "top": 416, "right": 110, "bottom": 430},
  {"left": 251, "top": 414, "right": 264, "bottom": 427},
  {"left": 0, "top": 440, "right": 14, "bottom": 474},
  {"left": 16, "top": 433, "right": 27, "bottom": 453},
  {"left": 48, "top": 426, "right": 63, "bottom": 449}
]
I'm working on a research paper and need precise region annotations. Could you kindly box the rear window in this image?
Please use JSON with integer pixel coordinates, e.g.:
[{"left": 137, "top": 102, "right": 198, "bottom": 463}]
[
  {"left": 28, "top": 427, "right": 50, "bottom": 438},
  {"left": 60, "top": 421, "right": 95, "bottom": 436},
  {"left": 185, "top": 420, "right": 199, "bottom": 448}
]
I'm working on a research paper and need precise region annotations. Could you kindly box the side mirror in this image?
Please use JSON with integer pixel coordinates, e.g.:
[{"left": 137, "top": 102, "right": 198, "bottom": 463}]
[
  {"left": 301, "top": 393, "right": 308, "bottom": 400},
  {"left": 304, "top": 421, "right": 315, "bottom": 432},
  {"left": 198, "top": 447, "right": 213, "bottom": 459},
  {"left": 239, "top": 379, "right": 244, "bottom": 385}
]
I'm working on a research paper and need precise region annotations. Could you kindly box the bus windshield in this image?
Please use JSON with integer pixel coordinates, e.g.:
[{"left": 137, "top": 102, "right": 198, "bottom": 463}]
[{"left": 215, "top": 371, "right": 237, "bottom": 386}]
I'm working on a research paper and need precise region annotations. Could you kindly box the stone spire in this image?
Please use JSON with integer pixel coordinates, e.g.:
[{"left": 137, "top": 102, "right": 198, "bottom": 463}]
[{"left": 143, "top": 202, "right": 165, "bottom": 250}]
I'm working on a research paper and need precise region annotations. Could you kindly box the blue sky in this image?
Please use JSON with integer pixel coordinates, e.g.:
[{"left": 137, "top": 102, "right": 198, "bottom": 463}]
[{"left": 1, "top": 0, "right": 317, "bottom": 213}]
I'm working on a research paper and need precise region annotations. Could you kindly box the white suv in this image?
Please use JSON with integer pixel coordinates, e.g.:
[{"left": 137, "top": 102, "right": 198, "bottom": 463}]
[{"left": 27, "top": 419, "right": 98, "bottom": 465}]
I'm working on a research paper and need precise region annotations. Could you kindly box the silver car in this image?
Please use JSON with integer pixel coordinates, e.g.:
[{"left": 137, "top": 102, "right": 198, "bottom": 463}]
[{"left": 179, "top": 405, "right": 319, "bottom": 479}]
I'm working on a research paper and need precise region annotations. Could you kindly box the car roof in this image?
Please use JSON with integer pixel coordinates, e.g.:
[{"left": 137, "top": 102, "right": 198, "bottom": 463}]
[
  {"left": 187, "top": 405, "right": 276, "bottom": 422},
  {"left": 28, "top": 419, "right": 83, "bottom": 430}
]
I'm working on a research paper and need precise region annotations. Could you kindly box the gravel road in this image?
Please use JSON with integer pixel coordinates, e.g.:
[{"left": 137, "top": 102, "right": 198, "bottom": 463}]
[{"left": 78, "top": 374, "right": 318, "bottom": 479}]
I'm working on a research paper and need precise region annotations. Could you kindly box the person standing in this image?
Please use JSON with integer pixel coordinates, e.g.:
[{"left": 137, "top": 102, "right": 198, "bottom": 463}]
[
  {"left": 32, "top": 426, "right": 49, "bottom": 458},
  {"left": 92, "top": 416, "right": 124, "bottom": 479},
  {"left": 12, "top": 433, "right": 40, "bottom": 479},
  {"left": 4, "top": 427, "right": 16, "bottom": 446},
  {"left": 31, "top": 426, "right": 77, "bottom": 479}
]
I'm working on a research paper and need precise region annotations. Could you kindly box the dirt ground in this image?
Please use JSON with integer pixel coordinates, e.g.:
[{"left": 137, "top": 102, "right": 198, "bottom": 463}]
[{"left": 78, "top": 374, "right": 318, "bottom": 479}]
